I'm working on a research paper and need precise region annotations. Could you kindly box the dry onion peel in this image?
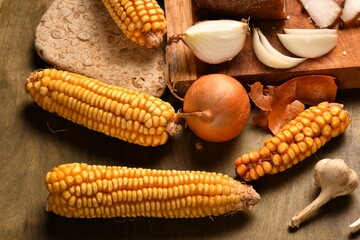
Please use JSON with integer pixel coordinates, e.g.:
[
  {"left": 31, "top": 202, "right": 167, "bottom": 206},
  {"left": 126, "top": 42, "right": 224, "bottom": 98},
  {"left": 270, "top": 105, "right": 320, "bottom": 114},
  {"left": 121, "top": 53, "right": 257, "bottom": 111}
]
[
  {"left": 168, "top": 20, "right": 249, "bottom": 64},
  {"left": 252, "top": 28, "right": 304, "bottom": 69},
  {"left": 299, "top": 0, "right": 342, "bottom": 28},
  {"left": 277, "top": 33, "right": 338, "bottom": 58},
  {"left": 179, "top": 74, "right": 250, "bottom": 142},
  {"left": 341, "top": 0, "right": 360, "bottom": 24},
  {"left": 249, "top": 75, "right": 337, "bottom": 134}
]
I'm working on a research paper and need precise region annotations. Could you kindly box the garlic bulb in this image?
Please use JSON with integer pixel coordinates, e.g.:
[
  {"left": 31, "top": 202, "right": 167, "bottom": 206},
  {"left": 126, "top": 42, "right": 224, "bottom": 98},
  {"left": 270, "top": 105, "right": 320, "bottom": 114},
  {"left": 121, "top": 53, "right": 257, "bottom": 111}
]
[
  {"left": 174, "top": 20, "right": 248, "bottom": 64},
  {"left": 252, "top": 28, "right": 305, "bottom": 69},
  {"left": 289, "top": 158, "right": 359, "bottom": 228},
  {"left": 277, "top": 33, "right": 338, "bottom": 58}
]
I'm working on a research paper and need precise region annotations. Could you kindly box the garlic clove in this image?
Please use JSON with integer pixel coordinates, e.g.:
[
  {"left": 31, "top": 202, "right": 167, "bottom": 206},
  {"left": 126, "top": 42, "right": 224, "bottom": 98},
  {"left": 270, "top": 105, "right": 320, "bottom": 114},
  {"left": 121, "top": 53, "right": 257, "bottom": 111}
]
[
  {"left": 180, "top": 20, "right": 248, "bottom": 64},
  {"left": 256, "top": 28, "right": 306, "bottom": 66},
  {"left": 299, "top": 0, "right": 342, "bottom": 28},
  {"left": 252, "top": 28, "right": 302, "bottom": 69},
  {"left": 341, "top": 0, "right": 360, "bottom": 24},
  {"left": 277, "top": 33, "right": 338, "bottom": 58},
  {"left": 283, "top": 28, "right": 337, "bottom": 35}
]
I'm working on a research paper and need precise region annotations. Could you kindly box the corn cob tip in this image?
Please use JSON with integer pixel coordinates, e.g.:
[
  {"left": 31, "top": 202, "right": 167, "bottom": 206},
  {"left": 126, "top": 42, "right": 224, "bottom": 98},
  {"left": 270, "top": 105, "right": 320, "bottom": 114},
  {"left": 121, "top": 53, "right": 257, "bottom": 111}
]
[
  {"left": 145, "top": 30, "right": 166, "bottom": 47},
  {"left": 25, "top": 71, "right": 37, "bottom": 84},
  {"left": 235, "top": 184, "right": 260, "bottom": 211},
  {"left": 102, "top": 0, "right": 167, "bottom": 48}
]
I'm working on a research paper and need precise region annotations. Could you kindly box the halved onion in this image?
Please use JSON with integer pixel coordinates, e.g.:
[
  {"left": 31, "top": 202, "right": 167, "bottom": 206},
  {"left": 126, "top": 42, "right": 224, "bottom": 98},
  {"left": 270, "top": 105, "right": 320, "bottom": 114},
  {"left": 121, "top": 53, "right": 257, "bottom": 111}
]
[
  {"left": 178, "top": 20, "right": 249, "bottom": 64},
  {"left": 277, "top": 33, "right": 338, "bottom": 58},
  {"left": 341, "top": 0, "right": 360, "bottom": 24},
  {"left": 253, "top": 28, "right": 304, "bottom": 69},
  {"left": 283, "top": 28, "right": 337, "bottom": 35},
  {"left": 299, "top": 0, "right": 342, "bottom": 28}
]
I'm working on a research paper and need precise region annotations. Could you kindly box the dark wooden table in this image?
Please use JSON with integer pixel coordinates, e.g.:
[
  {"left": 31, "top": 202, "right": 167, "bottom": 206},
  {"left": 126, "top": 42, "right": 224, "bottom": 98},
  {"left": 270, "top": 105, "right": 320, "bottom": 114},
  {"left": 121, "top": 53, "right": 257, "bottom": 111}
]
[{"left": 1, "top": 0, "right": 359, "bottom": 239}]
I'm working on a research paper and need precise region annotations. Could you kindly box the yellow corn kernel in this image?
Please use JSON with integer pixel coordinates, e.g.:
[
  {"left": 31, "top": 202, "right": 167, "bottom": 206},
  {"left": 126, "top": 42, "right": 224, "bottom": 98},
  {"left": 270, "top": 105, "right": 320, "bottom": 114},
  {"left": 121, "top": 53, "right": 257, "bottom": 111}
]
[
  {"left": 259, "top": 146, "right": 271, "bottom": 157},
  {"left": 235, "top": 102, "right": 350, "bottom": 181},
  {"left": 282, "top": 130, "right": 294, "bottom": 142},
  {"left": 45, "top": 163, "right": 260, "bottom": 218},
  {"left": 249, "top": 151, "right": 260, "bottom": 163},
  {"left": 25, "top": 69, "right": 178, "bottom": 147},
  {"left": 102, "top": 0, "right": 166, "bottom": 48},
  {"left": 277, "top": 142, "right": 289, "bottom": 154}
]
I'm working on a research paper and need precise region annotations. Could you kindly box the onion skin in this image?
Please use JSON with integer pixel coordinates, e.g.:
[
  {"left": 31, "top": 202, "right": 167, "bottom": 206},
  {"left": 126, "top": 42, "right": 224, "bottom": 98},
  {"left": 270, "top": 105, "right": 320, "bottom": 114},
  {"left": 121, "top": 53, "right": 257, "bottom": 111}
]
[{"left": 183, "top": 74, "right": 250, "bottom": 142}]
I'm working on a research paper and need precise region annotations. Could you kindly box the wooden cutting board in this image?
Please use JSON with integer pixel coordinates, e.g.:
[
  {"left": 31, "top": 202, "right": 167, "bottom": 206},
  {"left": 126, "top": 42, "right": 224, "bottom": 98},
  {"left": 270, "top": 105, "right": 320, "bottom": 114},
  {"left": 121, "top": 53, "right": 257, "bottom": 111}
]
[{"left": 164, "top": 0, "right": 360, "bottom": 97}]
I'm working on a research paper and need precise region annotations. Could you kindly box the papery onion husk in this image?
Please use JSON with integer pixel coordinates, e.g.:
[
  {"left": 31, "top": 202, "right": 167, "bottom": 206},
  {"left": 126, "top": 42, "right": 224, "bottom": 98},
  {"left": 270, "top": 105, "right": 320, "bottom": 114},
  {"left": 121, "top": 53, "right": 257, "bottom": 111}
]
[{"left": 249, "top": 75, "right": 337, "bottom": 134}]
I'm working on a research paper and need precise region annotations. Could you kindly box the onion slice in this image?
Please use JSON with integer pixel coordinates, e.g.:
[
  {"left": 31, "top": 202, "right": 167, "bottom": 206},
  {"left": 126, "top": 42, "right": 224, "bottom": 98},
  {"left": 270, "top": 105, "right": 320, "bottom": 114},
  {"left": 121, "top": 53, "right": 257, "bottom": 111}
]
[
  {"left": 252, "top": 28, "right": 303, "bottom": 69},
  {"left": 299, "top": 0, "right": 342, "bottom": 28},
  {"left": 283, "top": 28, "right": 337, "bottom": 35},
  {"left": 277, "top": 33, "right": 338, "bottom": 58},
  {"left": 257, "top": 28, "right": 306, "bottom": 66},
  {"left": 341, "top": 0, "right": 360, "bottom": 24},
  {"left": 172, "top": 20, "right": 249, "bottom": 64}
]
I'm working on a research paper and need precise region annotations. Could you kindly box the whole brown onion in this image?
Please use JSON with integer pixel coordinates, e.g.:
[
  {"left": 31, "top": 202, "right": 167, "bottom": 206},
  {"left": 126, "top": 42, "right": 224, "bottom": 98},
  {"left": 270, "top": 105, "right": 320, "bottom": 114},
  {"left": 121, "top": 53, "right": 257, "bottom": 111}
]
[{"left": 181, "top": 74, "right": 250, "bottom": 142}]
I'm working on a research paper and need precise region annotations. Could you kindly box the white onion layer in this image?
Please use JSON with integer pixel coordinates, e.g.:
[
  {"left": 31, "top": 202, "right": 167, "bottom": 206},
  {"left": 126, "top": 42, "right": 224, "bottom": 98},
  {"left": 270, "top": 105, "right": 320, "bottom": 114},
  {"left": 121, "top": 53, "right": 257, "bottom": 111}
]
[
  {"left": 299, "top": 0, "right": 342, "bottom": 28},
  {"left": 252, "top": 28, "right": 303, "bottom": 69},
  {"left": 341, "top": 0, "right": 360, "bottom": 24},
  {"left": 277, "top": 33, "right": 338, "bottom": 58},
  {"left": 182, "top": 20, "right": 248, "bottom": 64},
  {"left": 256, "top": 28, "right": 306, "bottom": 66},
  {"left": 283, "top": 28, "right": 337, "bottom": 35}
]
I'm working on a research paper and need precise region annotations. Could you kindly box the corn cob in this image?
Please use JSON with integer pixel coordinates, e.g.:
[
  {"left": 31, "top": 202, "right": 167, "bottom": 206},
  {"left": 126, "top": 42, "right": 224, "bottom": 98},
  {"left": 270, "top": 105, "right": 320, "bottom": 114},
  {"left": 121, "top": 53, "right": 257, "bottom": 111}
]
[
  {"left": 25, "top": 69, "right": 178, "bottom": 147},
  {"left": 102, "top": 0, "right": 167, "bottom": 48},
  {"left": 45, "top": 163, "right": 260, "bottom": 218},
  {"left": 235, "top": 102, "right": 350, "bottom": 181}
]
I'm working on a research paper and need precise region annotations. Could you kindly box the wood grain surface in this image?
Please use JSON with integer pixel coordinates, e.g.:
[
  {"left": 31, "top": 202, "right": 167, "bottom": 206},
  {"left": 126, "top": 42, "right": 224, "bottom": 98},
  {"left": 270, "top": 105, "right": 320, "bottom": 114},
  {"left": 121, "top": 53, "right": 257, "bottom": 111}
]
[
  {"left": 1, "top": 0, "right": 360, "bottom": 239},
  {"left": 165, "top": 0, "right": 360, "bottom": 97}
]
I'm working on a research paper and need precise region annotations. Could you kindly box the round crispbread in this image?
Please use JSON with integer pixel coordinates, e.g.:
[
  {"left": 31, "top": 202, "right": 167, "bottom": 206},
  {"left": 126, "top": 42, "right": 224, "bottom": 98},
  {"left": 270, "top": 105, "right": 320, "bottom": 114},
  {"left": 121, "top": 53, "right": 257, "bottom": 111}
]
[{"left": 34, "top": 0, "right": 166, "bottom": 97}]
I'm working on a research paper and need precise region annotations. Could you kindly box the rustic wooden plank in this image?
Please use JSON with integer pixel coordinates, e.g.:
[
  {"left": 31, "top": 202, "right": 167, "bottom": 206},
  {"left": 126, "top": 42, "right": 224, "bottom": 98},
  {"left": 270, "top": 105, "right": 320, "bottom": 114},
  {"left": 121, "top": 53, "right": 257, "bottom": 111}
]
[
  {"left": 164, "top": 0, "right": 199, "bottom": 97},
  {"left": 165, "top": 0, "right": 360, "bottom": 97}
]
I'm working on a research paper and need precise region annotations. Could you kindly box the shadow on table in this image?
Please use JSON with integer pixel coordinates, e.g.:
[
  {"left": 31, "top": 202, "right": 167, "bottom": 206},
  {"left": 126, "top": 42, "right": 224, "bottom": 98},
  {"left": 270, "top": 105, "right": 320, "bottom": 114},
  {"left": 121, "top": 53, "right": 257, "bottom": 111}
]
[
  {"left": 20, "top": 102, "right": 241, "bottom": 172},
  {"left": 287, "top": 194, "right": 356, "bottom": 233},
  {"left": 42, "top": 210, "right": 255, "bottom": 240},
  {"left": 20, "top": 102, "right": 176, "bottom": 168}
]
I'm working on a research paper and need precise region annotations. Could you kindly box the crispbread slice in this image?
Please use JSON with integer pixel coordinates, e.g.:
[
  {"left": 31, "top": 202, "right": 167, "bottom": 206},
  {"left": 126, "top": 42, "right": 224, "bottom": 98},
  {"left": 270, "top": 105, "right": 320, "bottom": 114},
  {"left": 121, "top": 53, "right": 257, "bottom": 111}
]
[{"left": 35, "top": 0, "right": 166, "bottom": 97}]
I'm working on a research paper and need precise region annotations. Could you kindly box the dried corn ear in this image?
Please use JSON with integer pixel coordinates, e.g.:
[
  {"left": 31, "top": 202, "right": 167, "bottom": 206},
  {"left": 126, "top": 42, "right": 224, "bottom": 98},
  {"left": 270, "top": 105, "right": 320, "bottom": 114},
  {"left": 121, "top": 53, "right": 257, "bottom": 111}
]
[
  {"left": 102, "top": 0, "right": 167, "bottom": 48},
  {"left": 45, "top": 163, "right": 260, "bottom": 218},
  {"left": 235, "top": 102, "right": 350, "bottom": 181},
  {"left": 25, "top": 69, "right": 179, "bottom": 147}
]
